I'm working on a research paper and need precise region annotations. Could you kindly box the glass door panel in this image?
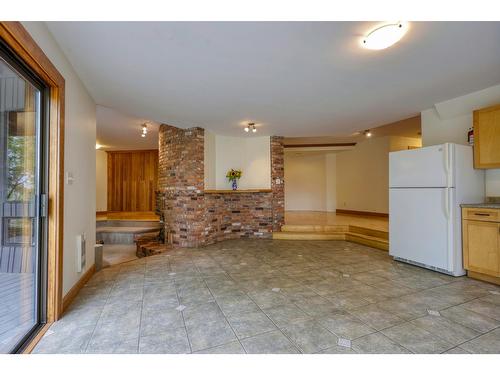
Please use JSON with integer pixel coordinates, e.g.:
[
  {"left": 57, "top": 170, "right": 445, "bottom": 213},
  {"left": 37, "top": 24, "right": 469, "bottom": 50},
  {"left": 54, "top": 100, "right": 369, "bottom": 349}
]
[{"left": 0, "top": 51, "right": 45, "bottom": 353}]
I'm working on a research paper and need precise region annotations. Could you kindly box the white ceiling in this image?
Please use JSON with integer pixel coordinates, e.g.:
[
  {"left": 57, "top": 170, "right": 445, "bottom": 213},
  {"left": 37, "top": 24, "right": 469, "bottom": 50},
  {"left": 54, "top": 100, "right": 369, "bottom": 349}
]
[
  {"left": 46, "top": 21, "right": 500, "bottom": 138},
  {"left": 96, "top": 105, "right": 159, "bottom": 150}
]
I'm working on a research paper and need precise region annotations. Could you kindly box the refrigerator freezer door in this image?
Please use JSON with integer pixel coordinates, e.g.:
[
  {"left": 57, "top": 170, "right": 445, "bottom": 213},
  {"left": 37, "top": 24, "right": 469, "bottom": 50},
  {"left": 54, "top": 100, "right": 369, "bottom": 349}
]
[
  {"left": 389, "top": 187, "right": 454, "bottom": 273},
  {"left": 389, "top": 143, "right": 454, "bottom": 188}
]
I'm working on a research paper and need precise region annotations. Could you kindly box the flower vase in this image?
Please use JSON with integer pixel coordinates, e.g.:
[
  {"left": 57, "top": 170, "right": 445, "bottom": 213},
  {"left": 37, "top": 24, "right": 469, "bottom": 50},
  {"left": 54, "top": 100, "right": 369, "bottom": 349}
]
[{"left": 231, "top": 179, "right": 238, "bottom": 191}]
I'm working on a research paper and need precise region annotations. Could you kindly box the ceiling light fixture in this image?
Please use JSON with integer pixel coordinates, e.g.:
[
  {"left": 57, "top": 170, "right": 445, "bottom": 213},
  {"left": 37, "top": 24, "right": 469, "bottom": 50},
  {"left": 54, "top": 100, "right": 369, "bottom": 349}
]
[
  {"left": 245, "top": 123, "right": 257, "bottom": 133},
  {"left": 362, "top": 22, "right": 408, "bottom": 50},
  {"left": 364, "top": 130, "right": 372, "bottom": 137},
  {"left": 141, "top": 123, "right": 148, "bottom": 138}
]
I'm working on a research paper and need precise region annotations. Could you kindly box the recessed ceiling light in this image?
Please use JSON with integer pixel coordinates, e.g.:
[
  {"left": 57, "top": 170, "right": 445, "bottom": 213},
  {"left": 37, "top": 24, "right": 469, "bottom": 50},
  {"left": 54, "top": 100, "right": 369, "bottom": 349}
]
[{"left": 362, "top": 22, "right": 409, "bottom": 50}]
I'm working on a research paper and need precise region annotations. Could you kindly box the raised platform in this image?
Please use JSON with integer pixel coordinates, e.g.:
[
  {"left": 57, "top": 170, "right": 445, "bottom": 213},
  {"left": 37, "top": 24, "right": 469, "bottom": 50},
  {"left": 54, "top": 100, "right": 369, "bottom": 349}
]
[
  {"left": 96, "top": 226, "right": 160, "bottom": 244},
  {"left": 274, "top": 211, "right": 389, "bottom": 251}
]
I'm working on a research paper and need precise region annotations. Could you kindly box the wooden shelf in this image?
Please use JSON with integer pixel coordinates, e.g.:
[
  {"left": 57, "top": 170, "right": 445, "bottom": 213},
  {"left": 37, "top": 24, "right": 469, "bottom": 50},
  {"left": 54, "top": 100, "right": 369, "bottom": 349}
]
[{"left": 204, "top": 189, "right": 272, "bottom": 194}]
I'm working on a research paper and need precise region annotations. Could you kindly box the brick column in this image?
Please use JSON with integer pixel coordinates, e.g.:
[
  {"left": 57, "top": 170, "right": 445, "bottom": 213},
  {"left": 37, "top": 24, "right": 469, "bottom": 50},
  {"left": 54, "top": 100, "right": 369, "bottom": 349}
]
[
  {"left": 270, "top": 136, "right": 285, "bottom": 231},
  {"left": 158, "top": 124, "right": 205, "bottom": 247}
]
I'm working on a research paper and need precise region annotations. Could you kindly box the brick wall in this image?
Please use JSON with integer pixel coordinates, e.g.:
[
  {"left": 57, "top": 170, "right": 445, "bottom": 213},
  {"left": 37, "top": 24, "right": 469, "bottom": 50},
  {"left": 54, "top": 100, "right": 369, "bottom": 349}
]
[
  {"left": 271, "top": 136, "right": 285, "bottom": 231},
  {"left": 158, "top": 124, "right": 284, "bottom": 248},
  {"left": 204, "top": 192, "right": 273, "bottom": 243}
]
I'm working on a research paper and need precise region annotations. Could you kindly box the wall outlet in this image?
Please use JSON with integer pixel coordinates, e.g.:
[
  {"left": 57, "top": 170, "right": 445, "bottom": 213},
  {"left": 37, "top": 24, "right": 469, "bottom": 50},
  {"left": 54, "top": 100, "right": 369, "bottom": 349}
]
[
  {"left": 66, "top": 172, "right": 75, "bottom": 185},
  {"left": 275, "top": 178, "right": 281, "bottom": 185}
]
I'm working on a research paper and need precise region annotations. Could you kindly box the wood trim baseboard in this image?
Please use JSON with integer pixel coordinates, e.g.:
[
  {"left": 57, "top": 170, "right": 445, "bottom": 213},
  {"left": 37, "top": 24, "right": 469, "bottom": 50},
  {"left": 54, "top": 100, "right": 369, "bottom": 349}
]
[
  {"left": 62, "top": 264, "right": 96, "bottom": 313},
  {"left": 336, "top": 209, "right": 389, "bottom": 218}
]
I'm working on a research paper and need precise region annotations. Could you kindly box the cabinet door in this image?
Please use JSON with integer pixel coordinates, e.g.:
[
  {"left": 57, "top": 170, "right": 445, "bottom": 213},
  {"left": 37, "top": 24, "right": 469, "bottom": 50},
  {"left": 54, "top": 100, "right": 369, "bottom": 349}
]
[
  {"left": 463, "top": 220, "right": 500, "bottom": 276},
  {"left": 474, "top": 104, "right": 500, "bottom": 169}
]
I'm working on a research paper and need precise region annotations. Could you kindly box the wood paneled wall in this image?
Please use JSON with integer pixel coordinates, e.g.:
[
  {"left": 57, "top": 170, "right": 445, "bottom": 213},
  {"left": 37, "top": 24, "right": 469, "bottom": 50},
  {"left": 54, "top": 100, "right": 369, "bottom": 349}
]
[{"left": 107, "top": 150, "right": 158, "bottom": 212}]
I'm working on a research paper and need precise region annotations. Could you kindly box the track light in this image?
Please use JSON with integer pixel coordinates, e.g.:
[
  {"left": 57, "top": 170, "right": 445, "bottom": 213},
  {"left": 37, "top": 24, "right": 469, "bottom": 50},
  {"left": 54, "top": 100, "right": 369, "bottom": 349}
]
[
  {"left": 244, "top": 122, "right": 257, "bottom": 133},
  {"left": 141, "top": 123, "right": 148, "bottom": 137}
]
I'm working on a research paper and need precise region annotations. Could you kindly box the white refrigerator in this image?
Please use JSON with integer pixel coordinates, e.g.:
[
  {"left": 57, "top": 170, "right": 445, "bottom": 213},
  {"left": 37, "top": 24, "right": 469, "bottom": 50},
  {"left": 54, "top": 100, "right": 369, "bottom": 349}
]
[{"left": 389, "top": 143, "right": 484, "bottom": 276}]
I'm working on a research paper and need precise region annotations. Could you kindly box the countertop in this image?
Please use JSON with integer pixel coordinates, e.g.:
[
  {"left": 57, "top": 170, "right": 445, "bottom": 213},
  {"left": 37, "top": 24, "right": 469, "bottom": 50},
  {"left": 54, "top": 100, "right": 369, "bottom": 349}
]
[{"left": 461, "top": 203, "right": 500, "bottom": 209}]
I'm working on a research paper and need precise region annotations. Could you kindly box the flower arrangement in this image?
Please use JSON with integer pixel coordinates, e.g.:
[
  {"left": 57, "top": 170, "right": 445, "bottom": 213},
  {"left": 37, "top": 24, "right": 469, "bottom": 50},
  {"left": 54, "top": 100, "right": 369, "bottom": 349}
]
[
  {"left": 226, "top": 169, "right": 242, "bottom": 190},
  {"left": 226, "top": 169, "right": 242, "bottom": 181}
]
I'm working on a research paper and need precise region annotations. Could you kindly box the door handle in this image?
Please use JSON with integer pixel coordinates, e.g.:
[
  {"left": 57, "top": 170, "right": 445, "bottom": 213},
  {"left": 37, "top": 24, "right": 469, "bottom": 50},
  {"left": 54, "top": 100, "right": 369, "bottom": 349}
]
[{"left": 443, "top": 189, "right": 450, "bottom": 220}]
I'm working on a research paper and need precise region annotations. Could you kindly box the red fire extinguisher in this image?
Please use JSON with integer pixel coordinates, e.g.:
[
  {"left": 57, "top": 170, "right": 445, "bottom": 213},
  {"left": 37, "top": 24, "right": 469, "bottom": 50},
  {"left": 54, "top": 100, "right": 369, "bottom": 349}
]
[{"left": 468, "top": 127, "right": 474, "bottom": 145}]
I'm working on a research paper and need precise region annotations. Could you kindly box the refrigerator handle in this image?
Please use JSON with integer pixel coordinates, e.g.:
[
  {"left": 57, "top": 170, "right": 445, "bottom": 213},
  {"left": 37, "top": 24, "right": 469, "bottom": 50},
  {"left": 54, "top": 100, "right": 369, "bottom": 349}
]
[
  {"left": 443, "top": 189, "right": 450, "bottom": 220},
  {"left": 443, "top": 144, "right": 450, "bottom": 185}
]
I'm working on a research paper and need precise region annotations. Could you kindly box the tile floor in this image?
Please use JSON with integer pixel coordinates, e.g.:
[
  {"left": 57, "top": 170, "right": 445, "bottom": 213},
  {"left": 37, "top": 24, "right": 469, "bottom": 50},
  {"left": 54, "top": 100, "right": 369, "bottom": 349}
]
[{"left": 33, "top": 239, "right": 500, "bottom": 354}]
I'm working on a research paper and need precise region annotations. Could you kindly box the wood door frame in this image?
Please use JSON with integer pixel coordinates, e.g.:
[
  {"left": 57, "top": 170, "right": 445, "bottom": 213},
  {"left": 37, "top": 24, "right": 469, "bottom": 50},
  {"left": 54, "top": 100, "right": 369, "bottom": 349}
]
[{"left": 0, "top": 22, "right": 65, "bottom": 350}]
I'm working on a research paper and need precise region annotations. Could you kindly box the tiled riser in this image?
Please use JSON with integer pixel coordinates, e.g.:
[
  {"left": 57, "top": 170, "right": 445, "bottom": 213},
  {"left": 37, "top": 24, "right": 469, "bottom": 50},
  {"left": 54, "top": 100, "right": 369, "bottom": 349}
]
[
  {"left": 96, "top": 232, "right": 136, "bottom": 244},
  {"left": 97, "top": 220, "right": 161, "bottom": 228}
]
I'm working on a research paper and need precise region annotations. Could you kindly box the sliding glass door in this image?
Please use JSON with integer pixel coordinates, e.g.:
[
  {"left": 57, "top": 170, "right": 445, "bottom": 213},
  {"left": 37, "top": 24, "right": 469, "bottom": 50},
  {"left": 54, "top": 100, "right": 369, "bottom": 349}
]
[{"left": 0, "top": 44, "right": 47, "bottom": 353}]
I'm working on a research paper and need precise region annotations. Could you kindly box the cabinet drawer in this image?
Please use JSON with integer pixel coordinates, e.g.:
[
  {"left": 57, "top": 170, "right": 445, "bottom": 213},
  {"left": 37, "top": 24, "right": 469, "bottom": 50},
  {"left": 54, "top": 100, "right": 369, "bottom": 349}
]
[{"left": 463, "top": 208, "right": 500, "bottom": 222}]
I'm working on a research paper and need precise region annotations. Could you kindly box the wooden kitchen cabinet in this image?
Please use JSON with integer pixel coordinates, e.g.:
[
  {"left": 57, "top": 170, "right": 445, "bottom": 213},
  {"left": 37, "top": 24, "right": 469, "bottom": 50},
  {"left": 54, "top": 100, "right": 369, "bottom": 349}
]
[
  {"left": 473, "top": 103, "right": 500, "bottom": 169},
  {"left": 462, "top": 207, "right": 500, "bottom": 285}
]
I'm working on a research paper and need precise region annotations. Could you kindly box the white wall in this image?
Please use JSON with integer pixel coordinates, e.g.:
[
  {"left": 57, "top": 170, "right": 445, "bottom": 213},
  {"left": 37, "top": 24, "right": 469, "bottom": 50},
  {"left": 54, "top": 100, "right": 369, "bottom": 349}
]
[
  {"left": 336, "top": 137, "right": 391, "bottom": 214},
  {"left": 96, "top": 150, "right": 107, "bottom": 211},
  {"left": 284, "top": 153, "right": 328, "bottom": 211},
  {"left": 421, "top": 83, "right": 500, "bottom": 196},
  {"left": 205, "top": 135, "right": 271, "bottom": 190},
  {"left": 204, "top": 131, "right": 216, "bottom": 190},
  {"left": 325, "top": 153, "right": 337, "bottom": 212},
  {"left": 336, "top": 136, "right": 421, "bottom": 214},
  {"left": 23, "top": 22, "right": 97, "bottom": 295}
]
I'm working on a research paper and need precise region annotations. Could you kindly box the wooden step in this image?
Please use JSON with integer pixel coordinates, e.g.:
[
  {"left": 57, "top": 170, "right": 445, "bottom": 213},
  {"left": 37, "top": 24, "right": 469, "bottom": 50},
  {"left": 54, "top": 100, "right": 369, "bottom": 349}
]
[
  {"left": 281, "top": 224, "right": 348, "bottom": 233},
  {"left": 273, "top": 231, "right": 346, "bottom": 240},
  {"left": 348, "top": 225, "right": 389, "bottom": 240},
  {"left": 273, "top": 224, "right": 389, "bottom": 251},
  {"left": 346, "top": 232, "right": 389, "bottom": 251}
]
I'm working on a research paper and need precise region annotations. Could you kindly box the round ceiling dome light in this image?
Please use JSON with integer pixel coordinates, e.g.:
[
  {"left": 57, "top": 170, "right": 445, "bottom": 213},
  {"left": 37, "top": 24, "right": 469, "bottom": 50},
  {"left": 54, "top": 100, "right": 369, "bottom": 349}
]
[{"left": 362, "top": 22, "right": 409, "bottom": 50}]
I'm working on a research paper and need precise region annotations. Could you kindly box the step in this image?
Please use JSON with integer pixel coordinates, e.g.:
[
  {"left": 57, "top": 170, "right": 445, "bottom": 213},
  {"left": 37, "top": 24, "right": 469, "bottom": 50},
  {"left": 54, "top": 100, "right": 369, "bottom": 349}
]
[
  {"left": 346, "top": 232, "right": 389, "bottom": 251},
  {"left": 272, "top": 231, "right": 346, "bottom": 240},
  {"left": 280, "top": 224, "right": 348, "bottom": 233},
  {"left": 97, "top": 227, "right": 159, "bottom": 244},
  {"left": 136, "top": 241, "right": 171, "bottom": 258},
  {"left": 96, "top": 220, "right": 160, "bottom": 228},
  {"left": 273, "top": 224, "right": 389, "bottom": 251},
  {"left": 348, "top": 225, "right": 389, "bottom": 240}
]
